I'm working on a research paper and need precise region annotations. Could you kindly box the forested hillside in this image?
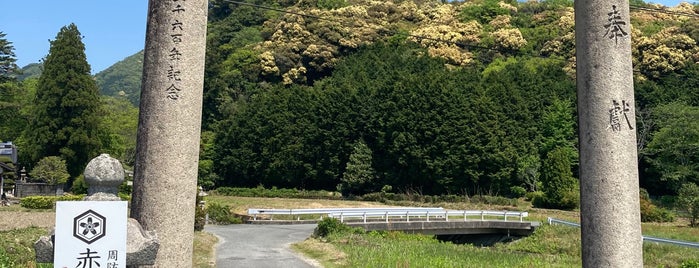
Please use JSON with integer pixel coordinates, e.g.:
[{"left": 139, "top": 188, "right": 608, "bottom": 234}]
[
  {"left": 2, "top": 0, "right": 698, "bottom": 201},
  {"left": 200, "top": 0, "right": 699, "bottom": 199},
  {"left": 95, "top": 50, "right": 144, "bottom": 106}
]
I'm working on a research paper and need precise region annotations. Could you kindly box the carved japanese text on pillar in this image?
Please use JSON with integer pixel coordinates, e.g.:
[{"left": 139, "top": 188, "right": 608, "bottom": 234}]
[
  {"left": 165, "top": 0, "right": 186, "bottom": 100},
  {"left": 604, "top": 5, "right": 629, "bottom": 45},
  {"left": 609, "top": 100, "right": 633, "bottom": 132}
]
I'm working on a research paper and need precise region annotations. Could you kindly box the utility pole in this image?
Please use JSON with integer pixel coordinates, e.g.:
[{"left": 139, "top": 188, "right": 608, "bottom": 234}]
[
  {"left": 130, "top": 0, "right": 208, "bottom": 266},
  {"left": 575, "top": 1, "right": 643, "bottom": 267}
]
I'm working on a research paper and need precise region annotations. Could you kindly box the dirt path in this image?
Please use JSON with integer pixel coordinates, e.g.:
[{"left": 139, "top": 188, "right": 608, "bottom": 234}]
[{"left": 0, "top": 210, "right": 54, "bottom": 231}]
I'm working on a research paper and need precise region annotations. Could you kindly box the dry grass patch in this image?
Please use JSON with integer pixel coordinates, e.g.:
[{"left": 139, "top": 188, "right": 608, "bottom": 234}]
[
  {"left": 204, "top": 196, "right": 388, "bottom": 215},
  {"left": 292, "top": 238, "right": 347, "bottom": 268},
  {"left": 193, "top": 231, "right": 218, "bottom": 268},
  {"left": 0, "top": 206, "right": 55, "bottom": 231}
]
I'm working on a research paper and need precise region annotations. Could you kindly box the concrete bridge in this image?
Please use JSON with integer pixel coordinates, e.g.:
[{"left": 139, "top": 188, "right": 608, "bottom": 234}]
[{"left": 247, "top": 207, "right": 540, "bottom": 245}]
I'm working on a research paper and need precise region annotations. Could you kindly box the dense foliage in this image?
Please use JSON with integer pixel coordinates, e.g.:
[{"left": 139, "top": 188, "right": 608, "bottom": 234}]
[{"left": 214, "top": 43, "right": 576, "bottom": 196}]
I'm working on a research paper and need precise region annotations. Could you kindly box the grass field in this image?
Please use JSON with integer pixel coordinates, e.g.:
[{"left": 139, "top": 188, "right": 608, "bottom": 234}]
[{"left": 2, "top": 195, "right": 699, "bottom": 267}]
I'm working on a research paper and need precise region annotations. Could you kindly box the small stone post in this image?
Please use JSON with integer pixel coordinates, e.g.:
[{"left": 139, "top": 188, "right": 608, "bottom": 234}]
[
  {"left": 575, "top": 1, "right": 643, "bottom": 266},
  {"left": 130, "top": 0, "right": 208, "bottom": 266}
]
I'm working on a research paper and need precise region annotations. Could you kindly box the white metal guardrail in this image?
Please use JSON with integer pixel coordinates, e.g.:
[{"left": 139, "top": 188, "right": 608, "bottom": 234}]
[
  {"left": 547, "top": 217, "right": 699, "bottom": 249},
  {"left": 247, "top": 207, "right": 445, "bottom": 221},
  {"left": 247, "top": 207, "right": 528, "bottom": 223}
]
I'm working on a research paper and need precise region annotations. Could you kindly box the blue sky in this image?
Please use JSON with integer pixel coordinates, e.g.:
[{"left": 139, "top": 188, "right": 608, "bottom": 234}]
[
  {"left": 0, "top": 0, "right": 692, "bottom": 74},
  {"left": 0, "top": 1, "right": 148, "bottom": 74}
]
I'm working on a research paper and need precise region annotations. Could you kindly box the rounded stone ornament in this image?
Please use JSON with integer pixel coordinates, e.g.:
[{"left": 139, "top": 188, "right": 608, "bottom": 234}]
[{"left": 83, "top": 154, "right": 124, "bottom": 197}]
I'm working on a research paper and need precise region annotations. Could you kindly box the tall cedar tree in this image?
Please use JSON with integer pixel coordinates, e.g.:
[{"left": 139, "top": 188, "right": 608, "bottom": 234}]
[
  {"left": 0, "top": 31, "right": 19, "bottom": 82},
  {"left": 27, "top": 24, "right": 102, "bottom": 180},
  {"left": 0, "top": 31, "right": 23, "bottom": 141}
]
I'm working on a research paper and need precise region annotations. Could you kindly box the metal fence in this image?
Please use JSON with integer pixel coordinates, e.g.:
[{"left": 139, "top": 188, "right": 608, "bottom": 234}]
[
  {"left": 547, "top": 217, "right": 699, "bottom": 249},
  {"left": 247, "top": 207, "right": 529, "bottom": 223}
]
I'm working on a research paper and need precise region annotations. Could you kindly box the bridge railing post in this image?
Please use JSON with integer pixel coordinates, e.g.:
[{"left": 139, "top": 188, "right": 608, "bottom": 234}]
[
  {"left": 481, "top": 211, "right": 484, "bottom": 221},
  {"left": 504, "top": 211, "right": 508, "bottom": 221},
  {"left": 427, "top": 211, "right": 430, "bottom": 222}
]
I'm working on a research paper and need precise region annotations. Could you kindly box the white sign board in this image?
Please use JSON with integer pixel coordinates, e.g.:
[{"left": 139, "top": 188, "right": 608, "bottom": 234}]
[{"left": 54, "top": 201, "right": 127, "bottom": 268}]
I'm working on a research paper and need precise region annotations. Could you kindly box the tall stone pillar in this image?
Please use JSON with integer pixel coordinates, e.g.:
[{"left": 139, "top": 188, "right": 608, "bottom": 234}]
[
  {"left": 131, "top": 0, "right": 208, "bottom": 266},
  {"left": 575, "top": 1, "right": 643, "bottom": 267}
]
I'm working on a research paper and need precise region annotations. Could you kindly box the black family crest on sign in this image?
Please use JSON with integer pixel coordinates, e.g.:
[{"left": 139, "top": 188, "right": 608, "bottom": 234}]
[{"left": 73, "top": 210, "right": 106, "bottom": 244}]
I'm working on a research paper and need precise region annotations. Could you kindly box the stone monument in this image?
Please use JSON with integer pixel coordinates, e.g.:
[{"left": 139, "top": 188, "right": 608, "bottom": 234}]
[
  {"left": 130, "top": 0, "right": 208, "bottom": 266},
  {"left": 575, "top": 0, "right": 643, "bottom": 266},
  {"left": 34, "top": 154, "right": 159, "bottom": 266}
]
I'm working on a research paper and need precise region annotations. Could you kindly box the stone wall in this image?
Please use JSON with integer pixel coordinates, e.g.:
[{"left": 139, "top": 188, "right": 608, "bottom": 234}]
[{"left": 15, "top": 182, "right": 64, "bottom": 198}]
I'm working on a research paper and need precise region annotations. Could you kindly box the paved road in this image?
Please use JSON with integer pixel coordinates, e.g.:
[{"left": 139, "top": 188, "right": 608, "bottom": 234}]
[{"left": 204, "top": 224, "right": 318, "bottom": 268}]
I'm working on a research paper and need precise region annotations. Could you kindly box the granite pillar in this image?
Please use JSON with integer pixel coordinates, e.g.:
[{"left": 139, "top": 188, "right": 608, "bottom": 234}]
[
  {"left": 130, "top": 0, "right": 208, "bottom": 266},
  {"left": 575, "top": 1, "right": 643, "bottom": 267}
]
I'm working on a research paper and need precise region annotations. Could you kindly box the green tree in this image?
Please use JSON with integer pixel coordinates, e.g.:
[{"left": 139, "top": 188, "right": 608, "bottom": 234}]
[
  {"left": 29, "top": 156, "right": 70, "bottom": 185},
  {"left": 26, "top": 24, "right": 102, "bottom": 180},
  {"left": 339, "top": 139, "right": 376, "bottom": 196},
  {"left": 643, "top": 103, "right": 699, "bottom": 192},
  {"left": 0, "top": 32, "right": 19, "bottom": 82},
  {"left": 677, "top": 183, "right": 699, "bottom": 227},
  {"left": 0, "top": 32, "right": 25, "bottom": 141},
  {"left": 98, "top": 96, "right": 138, "bottom": 166},
  {"left": 198, "top": 131, "right": 220, "bottom": 190},
  {"left": 539, "top": 147, "right": 579, "bottom": 209},
  {"left": 0, "top": 81, "right": 24, "bottom": 141}
]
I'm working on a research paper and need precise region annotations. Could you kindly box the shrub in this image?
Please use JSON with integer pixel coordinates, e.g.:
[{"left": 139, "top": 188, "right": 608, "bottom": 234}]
[
  {"left": 640, "top": 189, "right": 674, "bottom": 223},
  {"left": 206, "top": 202, "right": 241, "bottom": 225},
  {"left": 20, "top": 196, "right": 55, "bottom": 209},
  {"left": 212, "top": 186, "right": 342, "bottom": 200},
  {"left": 360, "top": 192, "right": 384, "bottom": 202},
  {"left": 558, "top": 187, "right": 580, "bottom": 210},
  {"left": 57, "top": 194, "right": 84, "bottom": 201},
  {"left": 677, "top": 183, "right": 699, "bottom": 227},
  {"left": 71, "top": 175, "right": 88, "bottom": 194},
  {"left": 29, "top": 156, "right": 70, "bottom": 185},
  {"left": 525, "top": 191, "right": 545, "bottom": 202},
  {"left": 509, "top": 186, "right": 527, "bottom": 198},
  {"left": 314, "top": 217, "right": 349, "bottom": 238},
  {"left": 19, "top": 194, "right": 86, "bottom": 209}
]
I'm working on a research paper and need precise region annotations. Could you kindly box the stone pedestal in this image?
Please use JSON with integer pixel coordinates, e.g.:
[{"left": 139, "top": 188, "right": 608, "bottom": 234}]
[
  {"left": 34, "top": 154, "right": 159, "bottom": 266},
  {"left": 575, "top": 1, "right": 643, "bottom": 266},
  {"left": 130, "top": 0, "right": 208, "bottom": 266}
]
